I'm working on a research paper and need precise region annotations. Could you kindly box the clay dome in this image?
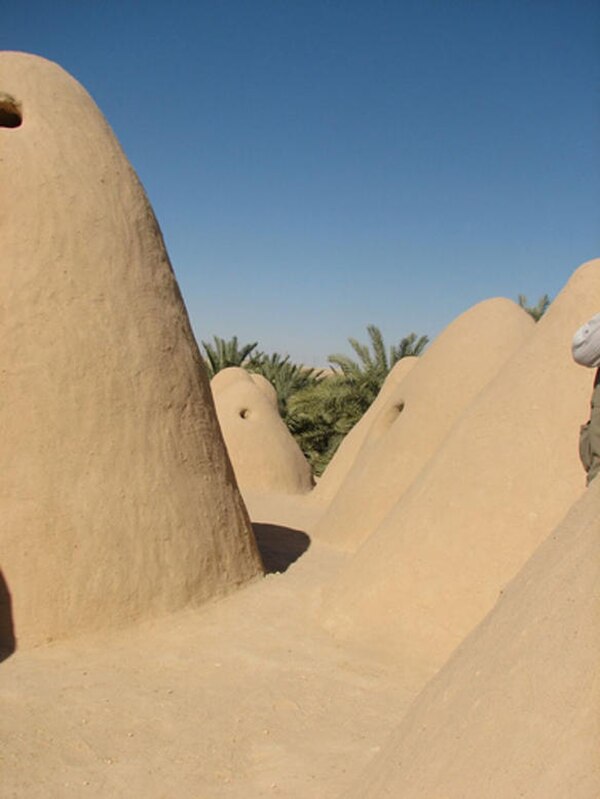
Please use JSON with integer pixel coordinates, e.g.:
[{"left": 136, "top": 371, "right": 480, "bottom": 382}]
[
  {"left": 347, "top": 476, "right": 600, "bottom": 798},
  {"left": 320, "top": 259, "right": 600, "bottom": 678},
  {"left": 0, "top": 52, "right": 262, "bottom": 650},
  {"left": 312, "top": 356, "right": 419, "bottom": 505},
  {"left": 313, "top": 298, "right": 534, "bottom": 550},
  {"left": 212, "top": 368, "right": 314, "bottom": 495}
]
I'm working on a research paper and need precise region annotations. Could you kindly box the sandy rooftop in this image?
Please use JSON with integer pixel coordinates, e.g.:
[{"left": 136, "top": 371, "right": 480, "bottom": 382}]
[
  {"left": 1, "top": 498, "right": 427, "bottom": 798},
  {"left": 1, "top": 51, "right": 598, "bottom": 798}
]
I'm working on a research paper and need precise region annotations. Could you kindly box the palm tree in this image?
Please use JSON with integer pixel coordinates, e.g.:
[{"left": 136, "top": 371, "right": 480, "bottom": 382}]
[
  {"left": 289, "top": 325, "right": 429, "bottom": 474},
  {"left": 391, "top": 332, "right": 430, "bottom": 361},
  {"left": 517, "top": 294, "right": 551, "bottom": 322},
  {"left": 200, "top": 326, "right": 428, "bottom": 475},
  {"left": 247, "top": 352, "right": 324, "bottom": 421},
  {"left": 328, "top": 324, "right": 429, "bottom": 409},
  {"left": 201, "top": 335, "right": 258, "bottom": 378},
  {"left": 287, "top": 374, "right": 362, "bottom": 475}
]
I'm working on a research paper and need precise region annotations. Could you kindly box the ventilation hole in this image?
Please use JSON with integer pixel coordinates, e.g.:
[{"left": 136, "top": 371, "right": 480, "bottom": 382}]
[
  {"left": 239, "top": 408, "right": 249, "bottom": 419},
  {"left": 394, "top": 400, "right": 405, "bottom": 414},
  {"left": 0, "top": 94, "right": 22, "bottom": 128}
]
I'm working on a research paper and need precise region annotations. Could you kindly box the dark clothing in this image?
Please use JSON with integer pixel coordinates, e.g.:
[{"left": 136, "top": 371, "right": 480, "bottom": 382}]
[{"left": 579, "top": 368, "right": 600, "bottom": 484}]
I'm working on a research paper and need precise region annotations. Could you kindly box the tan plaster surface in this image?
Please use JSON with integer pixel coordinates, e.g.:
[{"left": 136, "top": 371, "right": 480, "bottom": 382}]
[
  {"left": 1, "top": 50, "right": 597, "bottom": 799},
  {"left": 0, "top": 51, "right": 261, "bottom": 650},
  {"left": 212, "top": 368, "right": 314, "bottom": 495},
  {"left": 320, "top": 259, "right": 599, "bottom": 678},
  {"left": 347, "top": 477, "right": 600, "bottom": 799},
  {"left": 312, "top": 356, "right": 418, "bottom": 505},
  {"left": 312, "top": 298, "right": 534, "bottom": 550}
]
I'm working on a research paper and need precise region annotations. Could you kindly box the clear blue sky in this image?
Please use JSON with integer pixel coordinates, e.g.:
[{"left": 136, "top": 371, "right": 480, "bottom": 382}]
[{"left": 3, "top": 1, "right": 599, "bottom": 365}]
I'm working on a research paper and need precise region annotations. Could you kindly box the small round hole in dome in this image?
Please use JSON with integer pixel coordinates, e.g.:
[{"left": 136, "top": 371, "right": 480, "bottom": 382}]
[{"left": 0, "top": 94, "right": 22, "bottom": 128}]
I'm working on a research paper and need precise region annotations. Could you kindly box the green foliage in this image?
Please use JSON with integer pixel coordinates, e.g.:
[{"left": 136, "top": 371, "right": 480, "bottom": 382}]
[
  {"left": 391, "top": 332, "right": 430, "bottom": 361},
  {"left": 201, "top": 325, "right": 428, "bottom": 476},
  {"left": 201, "top": 335, "right": 258, "bottom": 378},
  {"left": 288, "top": 325, "right": 429, "bottom": 475},
  {"left": 328, "top": 324, "right": 429, "bottom": 413},
  {"left": 287, "top": 375, "right": 364, "bottom": 475},
  {"left": 247, "top": 352, "right": 324, "bottom": 421},
  {"left": 517, "top": 293, "right": 551, "bottom": 322}
]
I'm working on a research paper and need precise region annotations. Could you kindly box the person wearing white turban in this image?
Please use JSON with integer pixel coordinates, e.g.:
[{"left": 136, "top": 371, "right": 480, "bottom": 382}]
[{"left": 572, "top": 313, "right": 600, "bottom": 484}]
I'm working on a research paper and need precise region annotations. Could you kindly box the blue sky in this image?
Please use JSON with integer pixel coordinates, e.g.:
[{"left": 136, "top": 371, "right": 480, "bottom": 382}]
[{"left": 3, "top": 1, "right": 599, "bottom": 364}]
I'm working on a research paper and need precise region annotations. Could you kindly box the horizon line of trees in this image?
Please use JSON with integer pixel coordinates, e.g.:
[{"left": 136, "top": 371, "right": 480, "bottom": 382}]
[
  {"left": 201, "top": 293, "right": 549, "bottom": 474},
  {"left": 202, "top": 326, "right": 428, "bottom": 474}
]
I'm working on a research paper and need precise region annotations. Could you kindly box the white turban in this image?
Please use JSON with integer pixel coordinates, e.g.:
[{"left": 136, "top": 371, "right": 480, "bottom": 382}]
[{"left": 572, "top": 313, "right": 600, "bottom": 368}]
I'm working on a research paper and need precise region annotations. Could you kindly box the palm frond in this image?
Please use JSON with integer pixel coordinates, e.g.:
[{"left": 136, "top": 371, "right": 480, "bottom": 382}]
[
  {"left": 367, "top": 324, "right": 388, "bottom": 373},
  {"left": 200, "top": 335, "right": 258, "bottom": 377},
  {"left": 518, "top": 293, "right": 551, "bottom": 322}
]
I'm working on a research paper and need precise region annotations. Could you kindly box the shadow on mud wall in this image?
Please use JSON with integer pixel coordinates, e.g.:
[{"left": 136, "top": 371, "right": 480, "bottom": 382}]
[
  {"left": 252, "top": 523, "right": 311, "bottom": 574},
  {"left": 0, "top": 570, "right": 16, "bottom": 662}
]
